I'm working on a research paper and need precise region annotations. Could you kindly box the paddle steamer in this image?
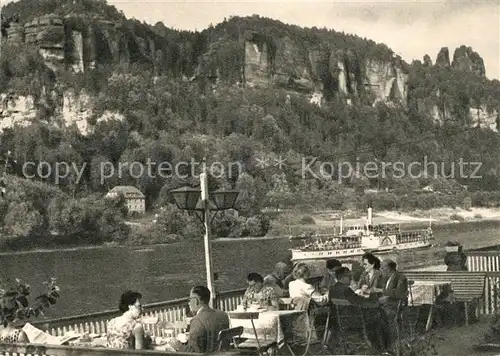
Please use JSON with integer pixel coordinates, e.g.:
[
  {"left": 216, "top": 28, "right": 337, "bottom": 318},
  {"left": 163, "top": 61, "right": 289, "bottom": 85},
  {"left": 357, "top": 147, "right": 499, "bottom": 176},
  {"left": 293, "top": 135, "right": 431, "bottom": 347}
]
[{"left": 290, "top": 207, "right": 434, "bottom": 261}]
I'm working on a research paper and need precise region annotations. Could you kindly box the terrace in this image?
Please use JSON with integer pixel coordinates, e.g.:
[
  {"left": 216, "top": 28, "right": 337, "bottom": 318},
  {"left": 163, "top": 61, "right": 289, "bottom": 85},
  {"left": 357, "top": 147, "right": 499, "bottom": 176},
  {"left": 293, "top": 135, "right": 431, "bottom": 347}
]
[{"left": 0, "top": 249, "right": 499, "bottom": 356}]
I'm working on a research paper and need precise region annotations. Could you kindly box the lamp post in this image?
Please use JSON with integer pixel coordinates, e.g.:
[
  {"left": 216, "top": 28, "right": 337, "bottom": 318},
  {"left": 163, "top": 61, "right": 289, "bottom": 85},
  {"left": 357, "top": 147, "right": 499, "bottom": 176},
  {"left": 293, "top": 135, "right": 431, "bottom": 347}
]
[{"left": 170, "top": 165, "right": 239, "bottom": 308}]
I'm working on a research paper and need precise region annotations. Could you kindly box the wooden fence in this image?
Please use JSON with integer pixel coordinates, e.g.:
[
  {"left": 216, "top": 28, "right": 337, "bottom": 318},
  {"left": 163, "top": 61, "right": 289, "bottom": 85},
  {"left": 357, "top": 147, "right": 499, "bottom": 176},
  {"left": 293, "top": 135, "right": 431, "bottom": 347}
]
[
  {"left": 4, "top": 249, "right": 498, "bottom": 344},
  {"left": 29, "top": 288, "right": 246, "bottom": 338},
  {"left": 0, "top": 343, "right": 203, "bottom": 356},
  {"left": 467, "top": 250, "right": 500, "bottom": 314}
]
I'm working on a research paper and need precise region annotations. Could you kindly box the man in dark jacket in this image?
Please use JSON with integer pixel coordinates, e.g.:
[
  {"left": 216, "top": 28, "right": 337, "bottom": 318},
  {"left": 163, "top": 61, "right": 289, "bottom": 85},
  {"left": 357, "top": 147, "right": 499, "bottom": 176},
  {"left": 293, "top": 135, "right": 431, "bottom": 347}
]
[
  {"left": 330, "top": 267, "right": 389, "bottom": 354},
  {"left": 372, "top": 259, "right": 408, "bottom": 353},
  {"left": 185, "top": 286, "right": 229, "bottom": 353}
]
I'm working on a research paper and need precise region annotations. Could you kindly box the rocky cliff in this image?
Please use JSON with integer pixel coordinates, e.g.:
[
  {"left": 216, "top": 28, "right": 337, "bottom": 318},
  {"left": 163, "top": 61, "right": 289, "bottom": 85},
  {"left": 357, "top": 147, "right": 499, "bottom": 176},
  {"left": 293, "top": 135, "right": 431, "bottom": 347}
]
[
  {"left": 240, "top": 32, "right": 408, "bottom": 105},
  {"left": 452, "top": 45, "right": 486, "bottom": 77},
  {"left": 0, "top": 90, "right": 124, "bottom": 135},
  {"left": 435, "top": 47, "right": 450, "bottom": 68},
  {"left": 4, "top": 13, "right": 159, "bottom": 74},
  {"left": 0, "top": 1, "right": 497, "bottom": 134}
]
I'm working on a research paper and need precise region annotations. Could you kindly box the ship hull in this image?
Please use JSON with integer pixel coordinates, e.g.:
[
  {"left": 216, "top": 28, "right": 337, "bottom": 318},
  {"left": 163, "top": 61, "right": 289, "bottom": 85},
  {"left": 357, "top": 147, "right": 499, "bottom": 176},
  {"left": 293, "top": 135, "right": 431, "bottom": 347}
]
[{"left": 291, "top": 240, "right": 432, "bottom": 261}]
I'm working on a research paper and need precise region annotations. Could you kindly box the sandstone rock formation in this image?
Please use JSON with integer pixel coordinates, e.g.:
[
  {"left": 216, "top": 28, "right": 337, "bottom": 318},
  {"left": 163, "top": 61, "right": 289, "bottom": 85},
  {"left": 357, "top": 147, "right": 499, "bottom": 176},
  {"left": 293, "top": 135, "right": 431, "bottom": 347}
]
[
  {"left": 241, "top": 33, "right": 407, "bottom": 105},
  {"left": 423, "top": 54, "right": 432, "bottom": 67},
  {"left": 364, "top": 58, "right": 407, "bottom": 103},
  {"left": 0, "top": 94, "right": 37, "bottom": 130},
  {"left": 469, "top": 105, "right": 498, "bottom": 131},
  {"left": 452, "top": 45, "right": 486, "bottom": 77},
  {"left": 435, "top": 47, "right": 450, "bottom": 68}
]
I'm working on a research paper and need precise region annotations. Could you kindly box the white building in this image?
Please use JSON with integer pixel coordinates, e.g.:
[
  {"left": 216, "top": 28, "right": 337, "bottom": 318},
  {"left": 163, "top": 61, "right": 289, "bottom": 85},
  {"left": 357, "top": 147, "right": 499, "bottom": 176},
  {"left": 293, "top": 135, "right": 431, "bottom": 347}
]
[{"left": 106, "top": 185, "right": 146, "bottom": 215}]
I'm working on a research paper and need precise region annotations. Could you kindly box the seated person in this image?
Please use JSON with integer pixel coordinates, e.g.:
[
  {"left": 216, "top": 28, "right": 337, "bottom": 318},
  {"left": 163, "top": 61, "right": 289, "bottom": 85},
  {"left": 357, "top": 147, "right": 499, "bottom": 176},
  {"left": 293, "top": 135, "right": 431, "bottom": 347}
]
[
  {"left": 356, "top": 252, "right": 382, "bottom": 296},
  {"left": 242, "top": 272, "right": 279, "bottom": 310},
  {"left": 372, "top": 259, "right": 408, "bottom": 354},
  {"left": 330, "top": 267, "right": 379, "bottom": 307},
  {"left": 372, "top": 259, "right": 408, "bottom": 309},
  {"left": 0, "top": 312, "right": 29, "bottom": 343},
  {"left": 264, "top": 262, "right": 291, "bottom": 297},
  {"left": 330, "top": 267, "right": 389, "bottom": 355},
  {"left": 107, "top": 291, "right": 146, "bottom": 349},
  {"left": 184, "top": 285, "right": 230, "bottom": 353},
  {"left": 289, "top": 263, "right": 328, "bottom": 308},
  {"left": 319, "top": 258, "right": 342, "bottom": 294}
]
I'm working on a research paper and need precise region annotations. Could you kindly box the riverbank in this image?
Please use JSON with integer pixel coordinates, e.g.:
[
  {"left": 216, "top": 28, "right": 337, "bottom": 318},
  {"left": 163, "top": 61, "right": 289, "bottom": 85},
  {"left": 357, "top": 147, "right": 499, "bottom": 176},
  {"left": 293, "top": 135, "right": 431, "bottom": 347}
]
[
  {"left": 268, "top": 206, "right": 500, "bottom": 236},
  {"left": 315, "top": 206, "right": 500, "bottom": 226},
  {"left": 2, "top": 207, "right": 500, "bottom": 254}
]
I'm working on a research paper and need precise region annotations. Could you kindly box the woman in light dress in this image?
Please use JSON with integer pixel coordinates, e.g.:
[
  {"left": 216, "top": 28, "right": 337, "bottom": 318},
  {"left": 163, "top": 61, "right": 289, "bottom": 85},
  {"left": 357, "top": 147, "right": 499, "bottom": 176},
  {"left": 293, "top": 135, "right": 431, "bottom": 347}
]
[
  {"left": 106, "top": 291, "right": 146, "bottom": 349},
  {"left": 288, "top": 263, "right": 328, "bottom": 308}
]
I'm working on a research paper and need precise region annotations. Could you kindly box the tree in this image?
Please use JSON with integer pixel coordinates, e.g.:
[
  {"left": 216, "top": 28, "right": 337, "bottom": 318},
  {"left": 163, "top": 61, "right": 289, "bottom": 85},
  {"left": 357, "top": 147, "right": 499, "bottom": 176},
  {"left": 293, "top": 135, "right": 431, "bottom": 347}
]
[{"left": 4, "top": 202, "right": 44, "bottom": 237}]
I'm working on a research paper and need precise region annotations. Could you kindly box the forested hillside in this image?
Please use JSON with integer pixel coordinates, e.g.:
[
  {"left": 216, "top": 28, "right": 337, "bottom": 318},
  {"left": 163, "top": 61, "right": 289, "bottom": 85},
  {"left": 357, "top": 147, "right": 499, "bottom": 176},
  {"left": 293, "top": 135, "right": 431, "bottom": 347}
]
[{"left": 1, "top": 0, "right": 500, "bottom": 249}]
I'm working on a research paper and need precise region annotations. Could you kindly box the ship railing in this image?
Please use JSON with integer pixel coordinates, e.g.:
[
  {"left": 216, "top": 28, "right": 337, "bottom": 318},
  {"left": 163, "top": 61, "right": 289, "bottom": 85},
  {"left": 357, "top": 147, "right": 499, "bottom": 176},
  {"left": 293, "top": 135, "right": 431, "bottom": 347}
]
[
  {"left": 27, "top": 288, "right": 246, "bottom": 338},
  {"left": 301, "top": 240, "right": 362, "bottom": 251},
  {"left": 395, "top": 230, "right": 431, "bottom": 244}
]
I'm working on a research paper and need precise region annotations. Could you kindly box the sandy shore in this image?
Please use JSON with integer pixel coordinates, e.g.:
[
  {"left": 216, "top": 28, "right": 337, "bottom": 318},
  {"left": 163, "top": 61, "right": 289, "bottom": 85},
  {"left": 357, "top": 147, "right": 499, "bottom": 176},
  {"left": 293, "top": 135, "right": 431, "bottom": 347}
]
[{"left": 311, "top": 207, "right": 500, "bottom": 226}]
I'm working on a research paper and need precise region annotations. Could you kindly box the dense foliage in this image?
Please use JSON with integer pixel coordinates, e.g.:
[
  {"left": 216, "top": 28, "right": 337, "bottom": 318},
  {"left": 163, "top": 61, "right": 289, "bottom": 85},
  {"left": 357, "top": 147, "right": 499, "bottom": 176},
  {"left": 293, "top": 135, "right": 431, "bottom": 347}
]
[{"left": 1, "top": 0, "right": 500, "bottom": 248}]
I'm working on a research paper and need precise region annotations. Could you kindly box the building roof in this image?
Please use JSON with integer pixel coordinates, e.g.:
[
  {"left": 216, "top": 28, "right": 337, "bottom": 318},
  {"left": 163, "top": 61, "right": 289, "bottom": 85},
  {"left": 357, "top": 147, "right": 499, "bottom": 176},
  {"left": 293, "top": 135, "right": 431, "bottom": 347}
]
[{"left": 107, "top": 185, "right": 145, "bottom": 198}]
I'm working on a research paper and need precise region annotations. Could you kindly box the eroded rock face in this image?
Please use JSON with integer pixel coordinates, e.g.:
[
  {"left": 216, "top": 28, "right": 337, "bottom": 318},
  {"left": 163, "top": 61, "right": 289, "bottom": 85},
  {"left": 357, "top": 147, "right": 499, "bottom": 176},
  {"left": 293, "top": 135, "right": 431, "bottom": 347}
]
[
  {"left": 0, "top": 89, "right": 124, "bottom": 135},
  {"left": 423, "top": 54, "right": 432, "bottom": 67},
  {"left": 62, "top": 90, "right": 124, "bottom": 135},
  {"left": 25, "top": 14, "right": 65, "bottom": 72},
  {"left": 0, "top": 94, "right": 37, "bottom": 130},
  {"left": 452, "top": 46, "right": 486, "bottom": 77},
  {"left": 6, "top": 23, "right": 24, "bottom": 44},
  {"left": 470, "top": 106, "right": 498, "bottom": 131},
  {"left": 364, "top": 59, "right": 408, "bottom": 102},
  {"left": 71, "top": 31, "right": 85, "bottom": 73},
  {"left": 435, "top": 47, "right": 450, "bottom": 68},
  {"left": 243, "top": 37, "right": 407, "bottom": 104},
  {"left": 244, "top": 39, "right": 270, "bottom": 86}
]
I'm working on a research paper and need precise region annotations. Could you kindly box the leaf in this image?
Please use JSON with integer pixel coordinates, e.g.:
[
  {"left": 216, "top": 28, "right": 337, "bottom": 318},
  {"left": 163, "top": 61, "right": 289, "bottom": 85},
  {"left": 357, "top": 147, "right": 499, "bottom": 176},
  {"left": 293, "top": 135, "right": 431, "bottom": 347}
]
[{"left": 17, "top": 296, "right": 28, "bottom": 307}]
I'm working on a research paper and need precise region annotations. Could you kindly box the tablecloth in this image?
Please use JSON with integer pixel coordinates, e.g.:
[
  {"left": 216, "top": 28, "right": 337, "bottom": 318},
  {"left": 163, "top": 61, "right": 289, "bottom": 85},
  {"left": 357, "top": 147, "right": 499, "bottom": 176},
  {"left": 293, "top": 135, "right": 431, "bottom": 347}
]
[
  {"left": 229, "top": 310, "right": 315, "bottom": 348},
  {"left": 411, "top": 280, "right": 452, "bottom": 305}
]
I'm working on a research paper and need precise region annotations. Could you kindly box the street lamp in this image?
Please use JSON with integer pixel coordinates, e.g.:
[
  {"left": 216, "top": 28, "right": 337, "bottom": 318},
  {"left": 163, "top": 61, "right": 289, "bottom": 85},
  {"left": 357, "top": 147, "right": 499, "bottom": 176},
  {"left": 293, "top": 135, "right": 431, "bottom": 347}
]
[{"left": 169, "top": 172, "right": 239, "bottom": 308}]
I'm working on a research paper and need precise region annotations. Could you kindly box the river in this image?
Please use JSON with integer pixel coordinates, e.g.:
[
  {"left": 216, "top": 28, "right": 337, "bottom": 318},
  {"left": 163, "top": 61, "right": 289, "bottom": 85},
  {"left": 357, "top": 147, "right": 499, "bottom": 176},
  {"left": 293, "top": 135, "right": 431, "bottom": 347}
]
[{"left": 1, "top": 220, "right": 499, "bottom": 319}]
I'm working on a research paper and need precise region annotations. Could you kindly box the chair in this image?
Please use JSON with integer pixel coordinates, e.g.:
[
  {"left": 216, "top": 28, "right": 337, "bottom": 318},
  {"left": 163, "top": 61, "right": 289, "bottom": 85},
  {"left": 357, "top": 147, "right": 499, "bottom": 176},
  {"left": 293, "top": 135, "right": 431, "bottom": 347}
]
[
  {"left": 397, "top": 280, "right": 420, "bottom": 350},
  {"left": 285, "top": 297, "right": 331, "bottom": 356},
  {"left": 330, "top": 298, "right": 371, "bottom": 355},
  {"left": 279, "top": 298, "right": 294, "bottom": 310},
  {"left": 217, "top": 326, "right": 244, "bottom": 351},
  {"left": 306, "top": 303, "right": 331, "bottom": 355},
  {"left": 228, "top": 311, "right": 277, "bottom": 356}
]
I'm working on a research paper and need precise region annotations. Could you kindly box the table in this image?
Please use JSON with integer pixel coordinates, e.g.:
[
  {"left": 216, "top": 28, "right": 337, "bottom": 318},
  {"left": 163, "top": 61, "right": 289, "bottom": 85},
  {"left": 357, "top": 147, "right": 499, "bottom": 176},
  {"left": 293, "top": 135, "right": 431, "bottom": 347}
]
[
  {"left": 228, "top": 310, "right": 314, "bottom": 349},
  {"left": 66, "top": 333, "right": 185, "bottom": 352},
  {"left": 410, "top": 280, "right": 453, "bottom": 331}
]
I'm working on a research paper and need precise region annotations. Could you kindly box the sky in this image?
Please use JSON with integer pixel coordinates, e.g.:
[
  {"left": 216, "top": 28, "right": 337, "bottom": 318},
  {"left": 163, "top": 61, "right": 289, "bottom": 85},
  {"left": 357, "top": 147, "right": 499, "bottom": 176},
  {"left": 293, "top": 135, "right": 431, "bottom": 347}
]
[{"left": 2, "top": 0, "right": 500, "bottom": 79}]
